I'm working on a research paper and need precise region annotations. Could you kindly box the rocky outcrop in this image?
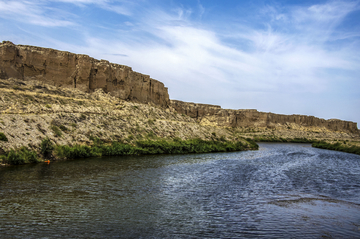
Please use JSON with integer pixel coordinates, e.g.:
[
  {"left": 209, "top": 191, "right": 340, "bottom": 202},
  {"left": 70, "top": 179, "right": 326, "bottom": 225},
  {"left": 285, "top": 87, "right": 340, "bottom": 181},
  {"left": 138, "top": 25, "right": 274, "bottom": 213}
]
[
  {"left": 171, "top": 100, "right": 359, "bottom": 134},
  {"left": 1, "top": 41, "right": 358, "bottom": 135},
  {"left": 0, "top": 41, "right": 169, "bottom": 107},
  {"left": 171, "top": 100, "right": 222, "bottom": 118}
]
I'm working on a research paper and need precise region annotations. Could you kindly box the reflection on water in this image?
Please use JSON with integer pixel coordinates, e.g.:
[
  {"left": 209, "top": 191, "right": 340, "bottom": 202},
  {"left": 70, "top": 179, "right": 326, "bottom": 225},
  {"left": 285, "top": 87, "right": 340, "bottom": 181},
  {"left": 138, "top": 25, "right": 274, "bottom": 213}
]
[{"left": 0, "top": 143, "right": 359, "bottom": 238}]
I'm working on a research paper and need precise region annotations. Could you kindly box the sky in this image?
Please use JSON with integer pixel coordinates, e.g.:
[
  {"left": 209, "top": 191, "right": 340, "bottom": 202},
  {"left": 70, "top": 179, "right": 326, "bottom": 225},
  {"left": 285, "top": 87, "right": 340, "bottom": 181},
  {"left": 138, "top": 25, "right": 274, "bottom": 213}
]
[{"left": 0, "top": 0, "right": 359, "bottom": 126}]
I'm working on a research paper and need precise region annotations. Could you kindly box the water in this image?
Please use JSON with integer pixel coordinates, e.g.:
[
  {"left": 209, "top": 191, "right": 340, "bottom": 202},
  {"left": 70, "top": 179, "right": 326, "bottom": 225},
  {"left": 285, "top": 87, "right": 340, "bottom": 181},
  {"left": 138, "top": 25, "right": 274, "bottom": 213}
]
[{"left": 0, "top": 143, "right": 360, "bottom": 238}]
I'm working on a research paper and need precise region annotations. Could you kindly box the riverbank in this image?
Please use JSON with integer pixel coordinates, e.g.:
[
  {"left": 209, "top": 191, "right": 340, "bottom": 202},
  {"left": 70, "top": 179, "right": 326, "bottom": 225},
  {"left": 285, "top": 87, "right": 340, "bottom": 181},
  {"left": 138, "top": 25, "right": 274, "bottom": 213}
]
[
  {"left": 0, "top": 78, "right": 359, "bottom": 166},
  {"left": 0, "top": 137, "right": 258, "bottom": 165},
  {"left": 312, "top": 141, "right": 360, "bottom": 155},
  {"left": 0, "top": 78, "right": 258, "bottom": 166}
]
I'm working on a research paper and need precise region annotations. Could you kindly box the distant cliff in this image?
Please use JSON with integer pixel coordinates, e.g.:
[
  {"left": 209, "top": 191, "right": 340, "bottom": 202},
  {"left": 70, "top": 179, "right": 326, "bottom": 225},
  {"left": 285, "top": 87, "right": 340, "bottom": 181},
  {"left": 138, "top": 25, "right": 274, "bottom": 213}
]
[
  {"left": 171, "top": 100, "right": 359, "bottom": 134},
  {"left": 0, "top": 41, "right": 169, "bottom": 107}
]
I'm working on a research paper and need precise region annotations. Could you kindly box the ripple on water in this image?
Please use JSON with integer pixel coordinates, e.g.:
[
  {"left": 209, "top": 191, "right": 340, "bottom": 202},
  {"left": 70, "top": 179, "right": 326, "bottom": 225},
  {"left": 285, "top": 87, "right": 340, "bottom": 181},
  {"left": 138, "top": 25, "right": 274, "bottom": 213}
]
[{"left": 0, "top": 143, "right": 359, "bottom": 238}]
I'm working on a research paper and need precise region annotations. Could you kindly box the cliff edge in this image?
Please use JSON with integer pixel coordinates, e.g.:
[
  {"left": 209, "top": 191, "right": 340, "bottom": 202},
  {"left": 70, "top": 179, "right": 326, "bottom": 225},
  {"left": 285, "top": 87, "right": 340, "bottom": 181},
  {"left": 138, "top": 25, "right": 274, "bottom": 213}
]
[
  {"left": 1, "top": 41, "right": 358, "bottom": 135},
  {"left": 171, "top": 100, "right": 359, "bottom": 134},
  {"left": 0, "top": 41, "right": 169, "bottom": 107}
]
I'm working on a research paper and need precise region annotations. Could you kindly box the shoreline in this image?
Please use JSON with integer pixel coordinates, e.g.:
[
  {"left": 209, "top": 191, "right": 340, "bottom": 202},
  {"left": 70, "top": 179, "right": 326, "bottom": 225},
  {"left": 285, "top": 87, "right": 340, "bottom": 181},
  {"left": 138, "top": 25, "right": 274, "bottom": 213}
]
[
  {"left": 0, "top": 137, "right": 258, "bottom": 166},
  {"left": 0, "top": 78, "right": 359, "bottom": 166}
]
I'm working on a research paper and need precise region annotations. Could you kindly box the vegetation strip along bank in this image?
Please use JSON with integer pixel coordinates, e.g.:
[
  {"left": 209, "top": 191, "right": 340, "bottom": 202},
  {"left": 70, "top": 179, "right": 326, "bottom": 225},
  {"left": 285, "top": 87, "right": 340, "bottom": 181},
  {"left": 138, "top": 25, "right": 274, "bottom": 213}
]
[
  {"left": 312, "top": 141, "right": 360, "bottom": 155},
  {"left": 0, "top": 138, "right": 258, "bottom": 165}
]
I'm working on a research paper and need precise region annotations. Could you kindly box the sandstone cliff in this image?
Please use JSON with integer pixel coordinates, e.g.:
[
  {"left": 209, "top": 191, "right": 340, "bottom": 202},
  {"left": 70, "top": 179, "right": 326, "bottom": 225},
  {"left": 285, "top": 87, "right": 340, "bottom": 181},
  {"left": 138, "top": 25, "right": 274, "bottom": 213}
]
[
  {"left": 1, "top": 41, "right": 358, "bottom": 135},
  {"left": 0, "top": 41, "right": 169, "bottom": 107},
  {"left": 171, "top": 100, "right": 359, "bottom": 134}
]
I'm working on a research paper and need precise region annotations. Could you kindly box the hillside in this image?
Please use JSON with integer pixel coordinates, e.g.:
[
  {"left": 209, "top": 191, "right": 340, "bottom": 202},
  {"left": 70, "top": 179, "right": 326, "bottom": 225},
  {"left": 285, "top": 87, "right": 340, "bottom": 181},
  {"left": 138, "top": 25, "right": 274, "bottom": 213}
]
[
  {"left": 0, "top": 41, "right": 359, "bottom": 165},
  {"left": 0, "top": 78, "right": 259, "bottom": 165}
]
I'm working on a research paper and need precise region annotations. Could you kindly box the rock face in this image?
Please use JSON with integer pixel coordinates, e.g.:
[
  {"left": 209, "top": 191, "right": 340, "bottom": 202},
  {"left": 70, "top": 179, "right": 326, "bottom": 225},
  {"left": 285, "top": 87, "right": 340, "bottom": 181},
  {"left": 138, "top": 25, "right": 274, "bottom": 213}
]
[
  {"left": 0, "top": 41, "right": 169, "bottom": 107},
  {"left": 171, "top": 100, "right": 359, "bottom": 134},
  {"left": 1, "top": 41, "right": 358, "bottom": 134}
]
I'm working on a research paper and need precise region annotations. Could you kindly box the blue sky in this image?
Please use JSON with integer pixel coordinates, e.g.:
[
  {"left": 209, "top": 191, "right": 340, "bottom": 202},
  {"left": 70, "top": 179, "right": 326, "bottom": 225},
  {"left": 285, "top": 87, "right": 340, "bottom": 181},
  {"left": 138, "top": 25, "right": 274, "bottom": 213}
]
[{"left": 1, "top": 0, "right": 360, "bottom": 126}]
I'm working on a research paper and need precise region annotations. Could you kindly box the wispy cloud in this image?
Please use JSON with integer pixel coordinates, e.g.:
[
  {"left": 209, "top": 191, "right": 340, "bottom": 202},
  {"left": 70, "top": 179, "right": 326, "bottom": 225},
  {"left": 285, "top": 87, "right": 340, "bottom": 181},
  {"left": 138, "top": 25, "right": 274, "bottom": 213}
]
[
  {"left": 54, "top": 0, "right": 134, "bottom": 15},
  {"left": 0, "top": 0, "right": 134, "bottom": 27},
  {"left": 0, "top": 0, "right": 75, "bottom": 27},
  {"left": 1, "top": 0, "right": 359, "bottom": 123}
]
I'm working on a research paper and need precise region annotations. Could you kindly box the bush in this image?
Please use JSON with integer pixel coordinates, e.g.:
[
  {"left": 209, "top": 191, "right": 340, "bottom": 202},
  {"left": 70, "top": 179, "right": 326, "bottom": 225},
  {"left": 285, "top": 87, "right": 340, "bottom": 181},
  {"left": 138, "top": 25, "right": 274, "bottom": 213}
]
[
  {"left": 59, "top": 125, "right": 68, "bottom": 132},
  {"left": 51, "top": 125, "right": 62, "bottom": 137},
  {"left": 40, "top": 138, "right": 54, "bottom": 157},
  {"left": 54, "top": 144, "right": 102, "bottom": 159},
  {"left": 0, "top": 132, "right": 8, "bottom": 142},
  {"left": 4, "top": 147, "right": 39, "bottom": 165}
]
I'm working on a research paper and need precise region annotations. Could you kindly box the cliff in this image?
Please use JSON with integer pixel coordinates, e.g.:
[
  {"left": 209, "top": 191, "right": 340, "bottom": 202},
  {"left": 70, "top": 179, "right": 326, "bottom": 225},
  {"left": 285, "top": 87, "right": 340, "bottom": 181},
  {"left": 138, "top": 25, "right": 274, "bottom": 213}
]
[
  {"left": 0, "top": 41, "right": 169, "bottom": 107},
  {"left": 171, "top": 100, "right": 359, "bottom": 134},
  {"left": 0, "top": 41, "right": 358, "bottom": 135}
]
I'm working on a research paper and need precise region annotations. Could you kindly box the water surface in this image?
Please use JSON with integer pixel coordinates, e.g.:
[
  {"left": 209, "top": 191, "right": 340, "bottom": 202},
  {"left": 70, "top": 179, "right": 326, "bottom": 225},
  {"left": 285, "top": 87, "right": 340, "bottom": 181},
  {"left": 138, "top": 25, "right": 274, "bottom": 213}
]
[{"left": 0, "top": 143, "right": 359, "bottom": 238}]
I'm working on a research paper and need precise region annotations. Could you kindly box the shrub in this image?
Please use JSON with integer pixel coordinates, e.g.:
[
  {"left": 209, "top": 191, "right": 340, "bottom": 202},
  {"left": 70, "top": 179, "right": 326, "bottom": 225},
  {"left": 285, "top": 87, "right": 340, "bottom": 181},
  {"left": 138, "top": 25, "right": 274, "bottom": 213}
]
[
  {"left": 51, "top": 125, "right": 62, "bottom": 137},
  {"left": 0, "top": 132, "right": 8, "bottom": 142},
  {"left": 59, "top": 125, "right": 68, "bottom": 132},
  {"left": 4, "top": 147, "right": 39, "bottom": 165},
  {"left": 54, "top": 144, "right": 102, "bottom": 159},
  {"left": 40, "top": 137, "right": 54, "bottom": 157},
  {"left": 80, "top": 114, "right": 87, "bottom": 120}
]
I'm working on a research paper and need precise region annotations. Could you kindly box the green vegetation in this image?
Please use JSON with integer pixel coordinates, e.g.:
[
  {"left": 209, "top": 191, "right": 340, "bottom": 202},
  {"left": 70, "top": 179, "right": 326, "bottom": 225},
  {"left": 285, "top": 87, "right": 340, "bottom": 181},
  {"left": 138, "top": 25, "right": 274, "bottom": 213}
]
[
  {"left": 40, "top": 137, "right": 54, "bottom": 157},
  {"left": 54, "top": 144, "right": 102, "bottom": 159},
  {"left": 80, "top": 114, "right": 87, "bottom": 120},
  {"left": 0, "top": 137, "right": 258, "bottom": 165},
  {"left": 52, "top": 138, "right": 256, "bottom": 159},
  {"left": 51, "top": 125, "right": 62, "bottom": 137},
  {"left": 253, "top": 136, "right": 314, "bottom": 143},
  {"left": 1, "top": 147, "right": 39, "bottom": 165},
  {"left": 0, "top": 132, "right": 8, "bottom": 142},
  {"left": 312, "top": 141, "right": 360, "bottom": 155},
  {"left": 147, "top": 119, "right": 155, "bottom": 124},
  {"left": 59, "top": 125, "right": 68, "bottom": 132}
]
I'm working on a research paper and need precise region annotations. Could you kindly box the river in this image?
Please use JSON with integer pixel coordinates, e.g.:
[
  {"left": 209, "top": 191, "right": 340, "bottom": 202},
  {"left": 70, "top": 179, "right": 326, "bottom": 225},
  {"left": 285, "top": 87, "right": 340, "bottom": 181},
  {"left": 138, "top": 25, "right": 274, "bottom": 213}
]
[{"left": 0, "top": 143, "right": 359, "bottom": 238}]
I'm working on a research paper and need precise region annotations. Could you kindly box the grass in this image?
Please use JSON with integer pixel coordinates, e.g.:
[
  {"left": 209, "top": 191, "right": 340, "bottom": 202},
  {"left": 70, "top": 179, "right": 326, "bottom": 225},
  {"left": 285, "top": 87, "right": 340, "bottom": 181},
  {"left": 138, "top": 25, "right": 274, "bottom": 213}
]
[
  {"left": 0, "top": 135, "right": 259, "bottom": 165},
  {"left": 54, "top": 138, "right": 258, "bottom": 159},
  {"left": 1, "top": 147, "right": 39, "bottom": 165},
  {"left": 40, "top": 137, "right": 54, "bottom": 158},
  {"left": 0, "top": 132, "right": 8, "bottom": 142},
  {"left": 312, "top": 141, "right": 360, "bottom": 155},
  {"left": 253, "top": 136, "right": 315, "bottom": 143},
  {"left": 51, "top": 125, "right": 62, "bottom": 137}
]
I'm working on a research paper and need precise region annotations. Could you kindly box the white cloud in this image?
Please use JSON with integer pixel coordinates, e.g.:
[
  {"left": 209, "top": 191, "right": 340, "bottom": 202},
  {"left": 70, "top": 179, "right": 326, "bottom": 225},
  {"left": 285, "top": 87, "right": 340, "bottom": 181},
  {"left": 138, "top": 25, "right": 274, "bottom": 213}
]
[
  {"left": 54, "top": 0, "right": 133, "bottom": 16},
  {"left": 0, "top": 0, "right": 74, "bottom": 27},
  {"left": 2, "top": 0, "right": 359, "bottom": 123}
]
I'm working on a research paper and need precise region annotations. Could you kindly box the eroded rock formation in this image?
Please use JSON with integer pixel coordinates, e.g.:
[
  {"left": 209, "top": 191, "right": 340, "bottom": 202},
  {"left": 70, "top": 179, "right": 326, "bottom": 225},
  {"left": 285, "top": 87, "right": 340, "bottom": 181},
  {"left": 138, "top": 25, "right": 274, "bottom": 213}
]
[
  {"left": 171, "top": 100, "right": 359, "bottom": 134},
  {"left": 0, "top": 41, "right": 358, "bottom": 134},
  {"left": 0, "top": 41, "right": 169, "bottom": 107}
]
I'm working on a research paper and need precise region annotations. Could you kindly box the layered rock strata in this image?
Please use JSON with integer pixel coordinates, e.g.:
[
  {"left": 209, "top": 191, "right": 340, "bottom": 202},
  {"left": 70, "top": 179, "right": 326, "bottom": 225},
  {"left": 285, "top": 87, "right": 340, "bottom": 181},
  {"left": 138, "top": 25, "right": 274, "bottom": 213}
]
[
  {"left": 171, "top": 100, "right": 359, "bottom": 134},
  {"left": 0, "top": 41, "right": 169, "bottom": 107},
  {"left": 0, "top": 41, "right": 358, "bottom": 134}
]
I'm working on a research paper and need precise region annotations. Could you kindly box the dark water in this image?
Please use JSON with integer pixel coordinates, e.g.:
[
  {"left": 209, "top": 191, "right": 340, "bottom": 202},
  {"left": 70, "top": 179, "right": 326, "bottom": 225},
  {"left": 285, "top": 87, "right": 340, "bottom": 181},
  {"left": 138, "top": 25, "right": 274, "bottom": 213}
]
[{"left": 1, "top": 143, "right": 360, "bottom": 238}]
